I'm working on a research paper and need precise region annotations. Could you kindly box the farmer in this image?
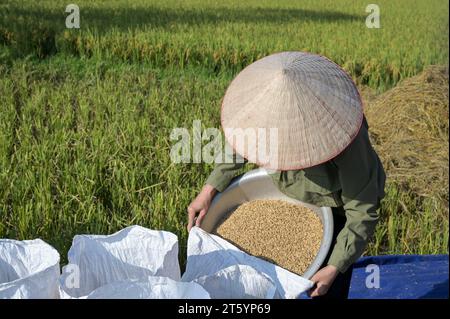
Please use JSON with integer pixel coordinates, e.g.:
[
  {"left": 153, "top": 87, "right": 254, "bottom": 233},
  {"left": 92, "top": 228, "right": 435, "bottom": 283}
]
[{"left": 187, "top": 52, "right": 386, "bottom": 299}]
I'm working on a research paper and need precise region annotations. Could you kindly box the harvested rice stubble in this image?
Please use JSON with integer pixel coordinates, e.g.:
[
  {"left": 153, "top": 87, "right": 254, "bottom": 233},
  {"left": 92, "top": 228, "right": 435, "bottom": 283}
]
[{"left": 215, "top": 199, "right": 323, "bottom": 275}]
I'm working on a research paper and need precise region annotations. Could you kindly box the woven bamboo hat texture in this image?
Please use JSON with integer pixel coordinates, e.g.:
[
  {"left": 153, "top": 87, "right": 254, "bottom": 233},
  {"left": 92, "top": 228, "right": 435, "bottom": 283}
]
[{"left": 221, "top": 51, "right": 364, "bottom": 170}]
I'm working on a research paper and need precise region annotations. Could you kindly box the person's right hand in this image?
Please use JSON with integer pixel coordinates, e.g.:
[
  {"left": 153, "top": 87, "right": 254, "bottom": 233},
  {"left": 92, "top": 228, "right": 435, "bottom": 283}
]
[{"left": 187, "top": 184, "right": 217, "bottom": 231}]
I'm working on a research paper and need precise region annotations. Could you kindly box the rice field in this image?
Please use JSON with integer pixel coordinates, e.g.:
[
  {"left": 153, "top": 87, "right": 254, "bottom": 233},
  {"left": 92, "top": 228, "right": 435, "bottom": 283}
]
[{"left": 0, "top": 0, "right": 448, "bottom": 265}]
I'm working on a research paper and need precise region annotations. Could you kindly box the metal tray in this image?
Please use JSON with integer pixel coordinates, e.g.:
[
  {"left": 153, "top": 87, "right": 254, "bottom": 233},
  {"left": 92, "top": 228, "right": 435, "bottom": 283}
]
[{"left": 200, "top": 168, "right": 334, "bottom": 279}]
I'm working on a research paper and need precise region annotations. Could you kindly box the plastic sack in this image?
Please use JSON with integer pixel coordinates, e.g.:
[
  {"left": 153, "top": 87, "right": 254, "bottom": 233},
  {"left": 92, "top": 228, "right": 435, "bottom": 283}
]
[
  {"left": 86, "top": 276, "right": 210, "bottom": 299},
  {"left": 182, "top": 227, "right": 314, "bottom": 299},
  {"left": 0, "top": 239, "right": 60, "bottom": 299},
  {"left": 193, "top": 264, "right": 281, "bottom": 299},
  {"left": 59, "top": 225, "right": 180, "bottom": 298}
]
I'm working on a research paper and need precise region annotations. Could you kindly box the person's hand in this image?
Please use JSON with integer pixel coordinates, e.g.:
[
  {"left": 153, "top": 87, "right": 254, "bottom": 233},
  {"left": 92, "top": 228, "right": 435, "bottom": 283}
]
[
  {"left": 187, "top": 184, "right": 217, "bottom": 231},
  {"left": 308, "top": 265, "right": 339, "bottom": 297}
]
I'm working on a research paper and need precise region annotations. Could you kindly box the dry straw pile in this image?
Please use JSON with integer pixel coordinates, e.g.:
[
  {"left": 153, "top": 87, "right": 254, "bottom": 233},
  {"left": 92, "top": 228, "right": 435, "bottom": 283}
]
[
  {"left": 215, "top": 199, "right": 323, "bottom": 275},
  {"left": 365, "top": 65, "right": 449, "bottom": 207}
]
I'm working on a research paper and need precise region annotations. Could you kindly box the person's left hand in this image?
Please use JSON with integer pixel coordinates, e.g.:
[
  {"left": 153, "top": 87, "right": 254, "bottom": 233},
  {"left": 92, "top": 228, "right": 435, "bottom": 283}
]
[{"left": 308, "top": 265, "right": 339, "bottom": 297}]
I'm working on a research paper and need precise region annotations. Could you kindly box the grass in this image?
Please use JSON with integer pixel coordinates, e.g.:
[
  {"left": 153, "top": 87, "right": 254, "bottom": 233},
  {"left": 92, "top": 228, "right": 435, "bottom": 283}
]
[
  {"left": 1, "top": 0, "right": 448, "bottom": 90},
  {"left": 0, "top": 57, "right": 230, "bottom": 264},
  {"left": 369, "top": 184, "right": 448, "bottom": 256},
  {"left": 0, "top": 0, "right": 448, "bottom": 266},
  {"left": 364, "top": 65, "right": 449, "bottom": 257}
]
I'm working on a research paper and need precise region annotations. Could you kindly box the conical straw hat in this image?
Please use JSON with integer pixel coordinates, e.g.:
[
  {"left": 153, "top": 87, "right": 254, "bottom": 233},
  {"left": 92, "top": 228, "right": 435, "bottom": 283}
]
[{"left": 221, "top": 51, "right": 364, "bottom": 170}]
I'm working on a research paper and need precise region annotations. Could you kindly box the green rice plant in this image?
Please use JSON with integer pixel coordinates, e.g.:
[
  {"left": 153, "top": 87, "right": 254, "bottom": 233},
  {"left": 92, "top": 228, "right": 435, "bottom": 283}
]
[
  {"left": 1, "top": 0, "right": 448, "bottom": 90},
  {"left": 0, "top": 0, "right": 448, "bottom": 266}
]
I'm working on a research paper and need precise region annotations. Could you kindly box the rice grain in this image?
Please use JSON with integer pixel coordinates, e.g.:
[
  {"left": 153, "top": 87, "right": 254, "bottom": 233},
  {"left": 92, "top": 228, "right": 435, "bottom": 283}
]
[{"left": 215, "top": 199, "right": 323, "bottom": 275}]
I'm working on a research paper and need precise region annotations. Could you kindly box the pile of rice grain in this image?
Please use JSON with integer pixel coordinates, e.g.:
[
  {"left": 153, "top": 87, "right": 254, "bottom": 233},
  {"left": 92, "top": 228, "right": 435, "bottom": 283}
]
[{"left": 215, "top": 199, "right": 323, "bottom": 275}]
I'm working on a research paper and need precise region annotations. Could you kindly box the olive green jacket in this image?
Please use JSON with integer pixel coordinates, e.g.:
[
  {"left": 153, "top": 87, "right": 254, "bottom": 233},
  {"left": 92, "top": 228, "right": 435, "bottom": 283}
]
[{"left": 205, "top": 118, "right": 386, "bottom": 273}]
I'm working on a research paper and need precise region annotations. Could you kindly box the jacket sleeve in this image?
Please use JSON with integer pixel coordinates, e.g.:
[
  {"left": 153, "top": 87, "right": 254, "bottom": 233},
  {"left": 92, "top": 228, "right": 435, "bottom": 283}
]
[
  {"left": 205, "top": 151, "right": 248, "bottom": 192},
  {"left": 327, "top": 123, "right": 386, "bottom": 273}
]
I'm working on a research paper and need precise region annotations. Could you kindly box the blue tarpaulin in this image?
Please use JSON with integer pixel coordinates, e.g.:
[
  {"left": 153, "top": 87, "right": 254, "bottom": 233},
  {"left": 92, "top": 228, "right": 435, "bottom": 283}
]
[{"left": 349, "top": 254, "right": 449, "bottom": 299}]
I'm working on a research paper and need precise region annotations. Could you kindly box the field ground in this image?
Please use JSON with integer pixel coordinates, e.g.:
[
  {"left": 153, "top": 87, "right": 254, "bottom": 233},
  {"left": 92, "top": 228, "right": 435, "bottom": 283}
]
[{"left": 0, "top": 0, "right": 448, "bottom": 266}]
